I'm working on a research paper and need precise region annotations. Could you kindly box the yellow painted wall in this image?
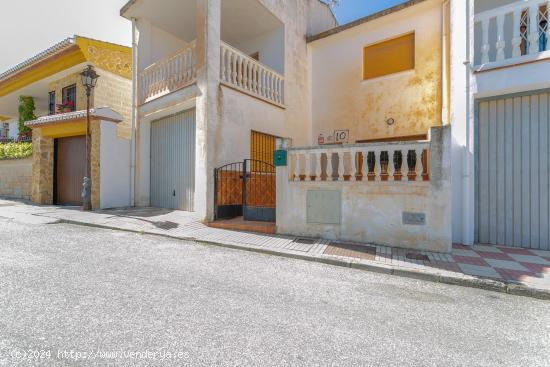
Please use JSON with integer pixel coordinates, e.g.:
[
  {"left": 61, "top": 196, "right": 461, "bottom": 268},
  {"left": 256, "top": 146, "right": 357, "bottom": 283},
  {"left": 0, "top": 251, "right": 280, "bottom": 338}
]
[{"left": 310, "top": 0, "right": 446, "bottom": 143}]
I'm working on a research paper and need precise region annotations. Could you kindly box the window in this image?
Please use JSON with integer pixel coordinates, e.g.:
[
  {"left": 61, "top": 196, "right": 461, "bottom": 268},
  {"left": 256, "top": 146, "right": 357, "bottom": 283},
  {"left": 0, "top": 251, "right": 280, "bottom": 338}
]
[
  {"left": 48, "top": 91, "right": 56, "bottom": 115},
  {"left": 251, "top": 131, "right": 276, "bottom": 169},
  {"left": 61, "top": 84, "right": 77, "bottom": 111},
  {"left": 363, "top": 32, "right": 415, "bottom": 80}
]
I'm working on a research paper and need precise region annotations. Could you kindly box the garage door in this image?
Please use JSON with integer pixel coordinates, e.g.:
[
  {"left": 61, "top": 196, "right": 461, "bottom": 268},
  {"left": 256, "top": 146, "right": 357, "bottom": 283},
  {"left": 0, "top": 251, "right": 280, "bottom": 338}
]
[
  {"left": 477, "top": 90, "right": 549, "bottom": 250},
  {"left": 150, "top": 109, "right": 195, "bottom": 210},
  {"left": 55, "top": 136, "right": 86, "bottom": 206}
]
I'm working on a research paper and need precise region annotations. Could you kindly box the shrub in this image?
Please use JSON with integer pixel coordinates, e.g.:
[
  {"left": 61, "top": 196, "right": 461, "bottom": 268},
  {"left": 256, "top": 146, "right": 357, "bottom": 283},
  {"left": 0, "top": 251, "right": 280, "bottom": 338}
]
[{"left": 0, "top": 142, "right": 33, "bottom": 160}]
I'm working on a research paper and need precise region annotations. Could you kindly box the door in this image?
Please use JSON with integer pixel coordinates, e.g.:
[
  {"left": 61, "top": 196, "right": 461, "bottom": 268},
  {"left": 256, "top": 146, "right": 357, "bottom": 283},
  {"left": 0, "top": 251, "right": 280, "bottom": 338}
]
[
  {"left": 477, "top": 90, "right": 550, "bottom": 250},
  {"left": 150, "top": 109, "right": 196, "bottom": 210},
  {"left": 55, "top": 136, "right": 86, "bottom": 206}
]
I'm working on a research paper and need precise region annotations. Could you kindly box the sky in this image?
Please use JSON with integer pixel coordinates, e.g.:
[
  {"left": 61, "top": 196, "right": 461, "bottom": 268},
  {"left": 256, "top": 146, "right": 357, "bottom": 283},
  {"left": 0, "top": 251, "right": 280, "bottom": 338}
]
[{"left": 0, "top": 0, "right": 406, "bottom": 72}]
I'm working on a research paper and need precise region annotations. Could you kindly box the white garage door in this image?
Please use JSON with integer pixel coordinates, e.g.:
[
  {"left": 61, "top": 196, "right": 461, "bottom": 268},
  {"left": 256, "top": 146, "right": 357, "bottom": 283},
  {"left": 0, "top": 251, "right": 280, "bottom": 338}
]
[
  {"left": 477, "top": 90, "right": 549, "bottom": 250},
  {"left": 150, "top": 109, "right": 196, "bottom": 211}
]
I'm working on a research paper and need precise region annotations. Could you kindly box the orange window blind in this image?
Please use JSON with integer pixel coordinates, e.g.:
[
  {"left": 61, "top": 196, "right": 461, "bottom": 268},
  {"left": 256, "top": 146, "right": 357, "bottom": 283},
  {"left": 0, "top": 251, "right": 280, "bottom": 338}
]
[
  {"left": 363, "top": 33, "right": 415, "bottom": 80},
  {"left": 250, "top": 130, "right": 276, "bottom": 166}
]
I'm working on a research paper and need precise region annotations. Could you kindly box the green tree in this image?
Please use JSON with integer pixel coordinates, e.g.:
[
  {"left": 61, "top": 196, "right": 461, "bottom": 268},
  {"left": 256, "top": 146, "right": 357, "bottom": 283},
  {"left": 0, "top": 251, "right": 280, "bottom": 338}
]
[{"left": 18, "top": 96, "right": 35, "bottom": 137}]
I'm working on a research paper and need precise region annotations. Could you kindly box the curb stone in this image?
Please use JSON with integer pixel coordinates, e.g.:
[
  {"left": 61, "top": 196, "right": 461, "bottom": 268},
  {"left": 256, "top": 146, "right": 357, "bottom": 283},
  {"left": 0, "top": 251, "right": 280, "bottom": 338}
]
[{"left": 53, "top": 218, "right": 550, "bottom": 301}]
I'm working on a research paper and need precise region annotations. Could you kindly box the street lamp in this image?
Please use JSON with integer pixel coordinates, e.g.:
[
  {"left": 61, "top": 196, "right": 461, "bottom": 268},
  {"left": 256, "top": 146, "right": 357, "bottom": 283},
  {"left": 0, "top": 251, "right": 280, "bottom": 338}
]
[{"left": 80, "top": 65, "right": 99, "bottom": 211}]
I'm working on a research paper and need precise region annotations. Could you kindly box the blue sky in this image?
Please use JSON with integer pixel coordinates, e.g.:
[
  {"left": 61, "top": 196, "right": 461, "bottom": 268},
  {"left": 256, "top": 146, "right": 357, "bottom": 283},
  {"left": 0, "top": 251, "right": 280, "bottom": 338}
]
[{"left": 330, "top": 0, "right": 407, "bottom": 24}]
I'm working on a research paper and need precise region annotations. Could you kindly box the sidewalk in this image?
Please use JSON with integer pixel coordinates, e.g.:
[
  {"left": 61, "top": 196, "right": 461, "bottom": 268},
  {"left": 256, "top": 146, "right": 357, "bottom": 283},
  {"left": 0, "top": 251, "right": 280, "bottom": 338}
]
[{"left": 1, "top": 199, "right": 549, "bottom": 300}]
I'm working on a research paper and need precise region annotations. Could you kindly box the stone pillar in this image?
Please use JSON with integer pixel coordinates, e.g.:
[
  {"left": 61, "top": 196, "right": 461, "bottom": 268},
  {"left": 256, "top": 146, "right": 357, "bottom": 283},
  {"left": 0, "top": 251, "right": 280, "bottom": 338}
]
[
  {"left": 31, "top": 128, "right": 54, "bottom": 205},
  {"left": 91, "top": 122, "right": 101, "bottom": 210},
  {"left": 195, "top": 0, "right": 221, "bottom": 222}
]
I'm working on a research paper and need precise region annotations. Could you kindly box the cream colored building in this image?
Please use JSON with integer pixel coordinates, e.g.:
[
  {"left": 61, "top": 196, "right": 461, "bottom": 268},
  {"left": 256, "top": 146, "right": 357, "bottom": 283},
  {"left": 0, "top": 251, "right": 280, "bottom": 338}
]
[
  {"left": 122, "top": 0, "right": 456, "bottom": 251},
  {"left": 0, "top": 36, "right": 132, "bottom": 209}
]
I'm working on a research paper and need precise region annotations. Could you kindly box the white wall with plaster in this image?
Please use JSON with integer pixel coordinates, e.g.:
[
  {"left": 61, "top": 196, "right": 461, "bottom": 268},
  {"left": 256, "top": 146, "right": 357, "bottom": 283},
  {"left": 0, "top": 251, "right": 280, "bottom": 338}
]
[{"left": 100, "top": 120, "right": 131, "bottom": 209}]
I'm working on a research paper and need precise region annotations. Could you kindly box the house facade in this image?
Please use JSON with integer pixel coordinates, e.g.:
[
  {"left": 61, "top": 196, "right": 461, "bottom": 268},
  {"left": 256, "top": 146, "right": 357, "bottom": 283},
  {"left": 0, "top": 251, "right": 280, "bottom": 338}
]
[
  {"left": 121, "top": 0, "right": 337, "bottom": 220},
  {"left": 451, "top": 0, "right": 550, "bottom": 251},
  {"left": 0, "top": 36, "right": 132, "bottom": 209}
]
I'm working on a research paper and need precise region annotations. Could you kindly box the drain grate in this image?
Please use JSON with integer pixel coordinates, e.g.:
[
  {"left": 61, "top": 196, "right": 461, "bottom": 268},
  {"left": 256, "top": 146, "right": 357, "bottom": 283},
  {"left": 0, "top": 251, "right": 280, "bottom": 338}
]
[
  {"left": 324, "top": 242, "right": 376, "bottom": 260},
  {"left": 406, "top": 252, "right": 430, "bottom": 261},
  {"left": 293, "top": 238, "right": 316, "bottom": 245}
]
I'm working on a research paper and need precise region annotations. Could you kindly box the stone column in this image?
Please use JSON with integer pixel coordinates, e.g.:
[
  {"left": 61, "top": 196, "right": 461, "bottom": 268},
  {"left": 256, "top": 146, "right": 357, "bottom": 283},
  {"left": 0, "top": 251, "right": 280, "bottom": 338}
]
[
  {"left": 195, "top": 0, "right": 221, "bottom": 222},
  {"left": 91, "top": 122, "right": 101, "bottom": 209},
  {"left": 31, "top": 128, "right": 54, "bottom": 205}
]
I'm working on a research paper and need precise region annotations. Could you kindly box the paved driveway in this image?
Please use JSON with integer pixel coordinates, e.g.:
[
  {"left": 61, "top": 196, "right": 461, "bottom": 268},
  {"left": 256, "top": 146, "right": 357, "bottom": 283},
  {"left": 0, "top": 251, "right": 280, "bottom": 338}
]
[{"left": 0, "top": 217, "right": 549, "bottom": 366}]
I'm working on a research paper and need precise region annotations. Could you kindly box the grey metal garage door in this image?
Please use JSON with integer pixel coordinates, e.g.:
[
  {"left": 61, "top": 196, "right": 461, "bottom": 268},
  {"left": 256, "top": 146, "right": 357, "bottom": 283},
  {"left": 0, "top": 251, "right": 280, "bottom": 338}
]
[
  {"left": 477, "top": 90, "right": 549, "bottom": 250},
  {"left": 150, "top": 109, "right": 195, "bottom": 211}
]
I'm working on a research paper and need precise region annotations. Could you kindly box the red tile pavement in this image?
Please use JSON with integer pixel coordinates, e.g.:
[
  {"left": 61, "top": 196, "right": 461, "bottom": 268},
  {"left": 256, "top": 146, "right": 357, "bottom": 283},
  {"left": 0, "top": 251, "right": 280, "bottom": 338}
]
[
  {"left": 498, "top": 247, "right": 534, "bottom": 255},
  {"left": 495, "top": 268, "right": 537, "bottom": 281},
  {"left": 452, "top": 256, "right": 489, "bottom": 266},
  {"left": 430, "top": 262, "right": 462, "bottom": 273},
  {"left": 475, "top": 251, "right": 514, "bottom": 260},
  {"left": 452, "top": 244, "right": 471, "bottom": 250},
  {"left": 519, "top": 262, "right": 550, "bottom": 274}
]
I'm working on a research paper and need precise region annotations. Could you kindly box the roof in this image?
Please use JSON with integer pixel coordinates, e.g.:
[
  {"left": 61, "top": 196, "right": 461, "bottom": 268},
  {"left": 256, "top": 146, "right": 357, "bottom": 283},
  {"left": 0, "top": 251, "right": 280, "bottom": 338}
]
[
  {"left": 307, "top": 0, "right": 428, "bottom": 43},
  {"left": 0, "top": 36, "right": 132, "bottom": 98},
  {"left": 25, "top": 107, "right": 123, "bottom": 128}
]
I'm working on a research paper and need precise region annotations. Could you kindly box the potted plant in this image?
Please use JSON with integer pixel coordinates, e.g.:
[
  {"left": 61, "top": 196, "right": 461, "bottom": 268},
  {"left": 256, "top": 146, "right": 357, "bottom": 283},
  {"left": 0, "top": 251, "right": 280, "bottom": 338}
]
[{"left": 56, "top": 100, "right": 75, "bottom": 113}]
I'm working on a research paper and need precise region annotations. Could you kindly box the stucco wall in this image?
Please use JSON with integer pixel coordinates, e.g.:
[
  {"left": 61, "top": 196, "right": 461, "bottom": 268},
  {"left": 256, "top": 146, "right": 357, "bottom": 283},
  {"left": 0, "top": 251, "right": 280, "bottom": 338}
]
[
  {"left": 231, "top": 27, "right": 285, "bottom": 74},
  {"left": 276, "top": 126, "right": 452, "bottom": 253},
  {"left": 0, "top": 158, "right": 32, "bottom": 199},
  {"left": 309, "top": 0, "right": 445, "bottom": 145},
  {"left": 99, "top": 121, "right": 131, "bottom": 208}
]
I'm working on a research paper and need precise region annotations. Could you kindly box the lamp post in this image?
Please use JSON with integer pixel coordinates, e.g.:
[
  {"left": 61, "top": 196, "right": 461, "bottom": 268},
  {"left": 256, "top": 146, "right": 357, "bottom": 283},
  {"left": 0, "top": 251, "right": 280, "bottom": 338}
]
[{"left": 80, "top": 65, "right": 99, "bottom": 211}]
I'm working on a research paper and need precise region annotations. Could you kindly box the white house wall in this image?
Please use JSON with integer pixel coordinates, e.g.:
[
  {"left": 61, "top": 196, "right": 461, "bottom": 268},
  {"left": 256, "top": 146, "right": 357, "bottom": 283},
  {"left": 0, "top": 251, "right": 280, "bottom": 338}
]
[
  {"left": 231, "top": 27, "right": 285, "bottom": 74},
  {"left": 309, "top": 0, "right": 445, "bottom": 145},
  {"left": 100, "top": 120, "right": 131, "bottom": 209},
  {"left": 136, "top": 19, "right": 189, "bottom": 72}
]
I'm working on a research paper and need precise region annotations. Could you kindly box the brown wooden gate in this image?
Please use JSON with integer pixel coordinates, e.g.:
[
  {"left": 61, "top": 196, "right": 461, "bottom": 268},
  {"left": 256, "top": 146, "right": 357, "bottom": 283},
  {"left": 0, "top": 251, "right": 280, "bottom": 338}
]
[{"left": 55, "top": 136, "right": 86, "bottom": 206}]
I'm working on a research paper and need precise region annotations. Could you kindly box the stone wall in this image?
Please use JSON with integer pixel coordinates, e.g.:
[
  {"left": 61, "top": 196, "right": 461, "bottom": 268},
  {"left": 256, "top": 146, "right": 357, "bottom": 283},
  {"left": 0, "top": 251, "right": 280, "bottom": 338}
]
[
  {"left": 31, "top": 129, "right": 54, "bottom": 204},
  {"left": 0, "top": 158, "right": 32, "bottom": 200},
  {"left": 48, "top": 72, "right": 89, "bottom": 112},
  {"left": 93, "top": 70, "right": 132, "bottom": 140}
]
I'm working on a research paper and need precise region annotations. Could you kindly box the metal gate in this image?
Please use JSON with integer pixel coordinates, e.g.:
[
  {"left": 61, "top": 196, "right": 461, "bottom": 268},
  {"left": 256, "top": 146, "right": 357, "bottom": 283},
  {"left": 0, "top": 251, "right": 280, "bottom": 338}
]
[
  {"left": 476, "top": 90, "right": 550, "bottom": 250},
  {"left": 214, "top": 159, "right": 276, "bottom": 222},
  {"left": 150, "top": 109, "right": 196, "bottom": 211}
]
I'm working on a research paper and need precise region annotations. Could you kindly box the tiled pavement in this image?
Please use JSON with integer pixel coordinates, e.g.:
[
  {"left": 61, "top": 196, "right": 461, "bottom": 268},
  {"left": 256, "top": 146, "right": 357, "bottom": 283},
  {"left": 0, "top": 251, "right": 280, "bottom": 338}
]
[{"left": 1, "top": 200, "right": 549, "bottom": 298}]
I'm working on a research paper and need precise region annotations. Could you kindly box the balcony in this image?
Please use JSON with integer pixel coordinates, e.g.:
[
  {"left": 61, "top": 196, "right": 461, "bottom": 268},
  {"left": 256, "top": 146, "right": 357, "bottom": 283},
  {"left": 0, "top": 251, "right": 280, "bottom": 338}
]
[
  {"left": 138, "top": 41, "right": 197, "bottom": 105},
  {"left": 138, "top": 40, "right": 284, "bottom": 107},
  {"left": 220, "top": 42, "right": 284, "bottom": 106},
  {"left": 474, "top": 0, "right": 549, "bottom": 70}
]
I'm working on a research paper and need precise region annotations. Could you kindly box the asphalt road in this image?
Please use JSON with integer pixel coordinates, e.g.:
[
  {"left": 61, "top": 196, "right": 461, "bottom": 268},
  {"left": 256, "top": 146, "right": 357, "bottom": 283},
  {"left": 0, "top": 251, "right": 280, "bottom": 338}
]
[{"left": 0, "top": 217, "right": 549, "bottom": 367}]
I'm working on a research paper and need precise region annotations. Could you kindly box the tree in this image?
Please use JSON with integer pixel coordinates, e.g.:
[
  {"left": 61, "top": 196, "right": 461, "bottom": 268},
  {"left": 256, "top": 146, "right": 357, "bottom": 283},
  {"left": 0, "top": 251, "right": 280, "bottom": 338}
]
[{"left": 17, "top": 96, "right": 35, "bottom": 138}]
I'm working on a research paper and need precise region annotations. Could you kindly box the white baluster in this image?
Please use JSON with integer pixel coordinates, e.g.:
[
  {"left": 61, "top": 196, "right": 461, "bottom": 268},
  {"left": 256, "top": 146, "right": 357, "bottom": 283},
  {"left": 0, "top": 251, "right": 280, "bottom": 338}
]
[
  {"left": 529, "top": 4, "right": 540, "bottom": 55},
  {"left": 304, "top": 152, "right": 311, "bottom": 181},
  {"left": 337, "top": 151, "right": 344, "bottom": 181},
  {"left": 350, "top": 150, "right": 357, "bottom": 181},
  {"left": 481, "top": 18, "right": 491, "bottom": 64},
  {"left": 231, "top": 52, "right": 237, "bottom": 84},
  {"left": 388, "top": 149, "right": 395, "bottom": 181},
  {"left": 326, "top": 151, "right": 334, "bottom": 180},
  {"left": 243, "top": 60, "right": 249, "bottom": 89},
  {"left": 373, "top": 150, "right": 381, "bottom": 181},
  {"left": 362, "top": 151, "right": 368, "bottom": 181},
  {"left": 294, "top": 153, "right": 301, "bottom": 181},
  {"left": 496, "top": 14, "right": 506, "bottom": 61},
  {"left": 220, "top": 47, "right": 226, "bottom": 82},
  {"left": 415, "top": 148, "right": 423, "bottom": 181},
  {"left": 315, "top": 152, "right": 322, "bottom": 181}
]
